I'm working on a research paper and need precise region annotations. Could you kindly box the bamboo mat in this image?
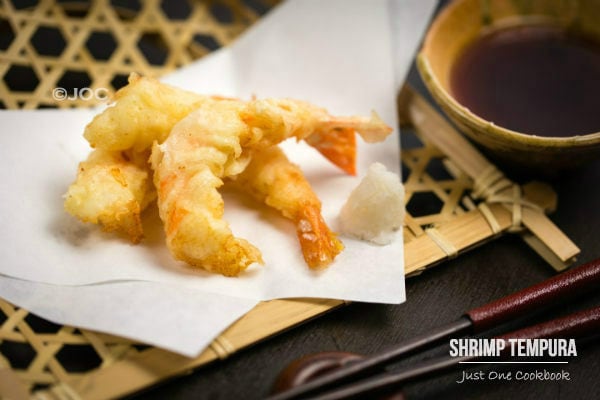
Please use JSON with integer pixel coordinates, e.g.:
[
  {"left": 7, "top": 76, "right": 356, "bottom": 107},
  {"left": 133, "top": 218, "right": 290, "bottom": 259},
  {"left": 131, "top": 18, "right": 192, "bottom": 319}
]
[{"left": 0, "top": 1, "right": 579, "bottom": 398}]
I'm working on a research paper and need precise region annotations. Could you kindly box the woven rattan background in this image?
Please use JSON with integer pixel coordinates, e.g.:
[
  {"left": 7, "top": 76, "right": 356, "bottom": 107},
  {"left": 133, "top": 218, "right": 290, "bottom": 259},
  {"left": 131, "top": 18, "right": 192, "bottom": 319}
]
[{"left": 0, "top": 0, "right": 278, "bottom": 109}]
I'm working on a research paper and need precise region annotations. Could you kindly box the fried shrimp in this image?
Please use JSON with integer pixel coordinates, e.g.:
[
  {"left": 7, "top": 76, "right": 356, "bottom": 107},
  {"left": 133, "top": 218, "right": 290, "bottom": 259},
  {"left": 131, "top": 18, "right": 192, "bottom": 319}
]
[
  {"left": 151, "top": 97, "right": 391, "bottom": 276},
  {"left": 66, "top": 75, "right": 210, "bottom": 241},
  {"left": 232, "top": 146, "right": 343, "bottom": 269},
  {"left": 84, "top": 74, "right": 210, "bottom": 152},
  {"left": 151, "top": 100, "right": 261, "bottom": 276},
  {"left": 66, "top": 73, "right": 393, "bottom": 275},
  {"left": 85, "top": 76, "right": 363, "bottom": 173},
  {"left": 239, "top": 98, "right": 391, "bottom": 148},
  {"left": 64, "top": 149, "right": 155, "bottom": 242},
  {"left": 71, "top": 75, "right": 370, "bottom": 247}
]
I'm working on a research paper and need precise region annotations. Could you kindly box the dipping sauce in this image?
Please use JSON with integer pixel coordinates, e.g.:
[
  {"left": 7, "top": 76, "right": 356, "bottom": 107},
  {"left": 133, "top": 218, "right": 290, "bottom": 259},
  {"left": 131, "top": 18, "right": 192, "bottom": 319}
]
[{"left": 450, "top": 24, "right": 600, "bottom": 137}]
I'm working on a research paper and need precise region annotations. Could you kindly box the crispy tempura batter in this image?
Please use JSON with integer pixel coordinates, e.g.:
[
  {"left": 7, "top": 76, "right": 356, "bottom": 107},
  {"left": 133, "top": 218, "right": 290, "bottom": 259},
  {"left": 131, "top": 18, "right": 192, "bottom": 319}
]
[
  {"left": 71, "top": 75, "right": 380, "bottom": 244},
  {"left": 83, "top": 74, "right": 375, "bottom": 172},
  {"left": 65, "top": 74, "right": 393, "bottom": 276},
  {"left": 151, "top": 98, "right": 391, "bottom": 276},
  {"left": 64, "top": 149, "right": 155, "bottom": 242},
  {"left": 84, "top": 74, "right": 210, "bottom": 152},
  {"left": 232, "top": 146, "right": 343, "bottom": 269},
  {"left": 67, "top": 75, "right": 207, "bottom": 241},
  {"left": 150, "top": 100, "right": 259, "bottom": 276}
]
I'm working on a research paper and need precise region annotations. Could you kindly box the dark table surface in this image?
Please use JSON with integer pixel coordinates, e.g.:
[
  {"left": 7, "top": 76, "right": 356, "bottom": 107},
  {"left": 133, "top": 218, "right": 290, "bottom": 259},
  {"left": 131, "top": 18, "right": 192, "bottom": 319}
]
[{"left": 135, "top": 3, "right": 600, "bottom": 400}]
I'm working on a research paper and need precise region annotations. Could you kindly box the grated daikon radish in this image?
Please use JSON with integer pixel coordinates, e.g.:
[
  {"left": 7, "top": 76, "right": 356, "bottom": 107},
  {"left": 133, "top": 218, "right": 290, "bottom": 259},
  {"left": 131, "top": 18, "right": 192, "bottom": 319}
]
[{"left": 339, "top": 163, "right": 405, "bottom": 245}]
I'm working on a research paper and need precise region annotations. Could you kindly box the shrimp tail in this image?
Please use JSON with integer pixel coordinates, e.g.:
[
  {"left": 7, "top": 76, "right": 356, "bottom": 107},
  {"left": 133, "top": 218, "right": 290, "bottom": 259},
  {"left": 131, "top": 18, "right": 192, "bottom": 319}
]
[
  {"left": 296, "top": 205, "right": 344, "bottom": 269},
  {"left": 349, "top": 111, "right": 392, "bottom": 143},
  {"left": 320, "top": 111, "right": 392, "bottom": 143},
  {"left": 305, "top": 127, "right": 357, "bottom": 176}
]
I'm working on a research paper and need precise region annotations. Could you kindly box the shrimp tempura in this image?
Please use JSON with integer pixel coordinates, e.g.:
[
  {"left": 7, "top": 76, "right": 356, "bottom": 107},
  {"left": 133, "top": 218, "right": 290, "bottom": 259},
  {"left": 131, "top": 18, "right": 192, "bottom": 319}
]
[
  {"left": 232, "top": 146, "right": 343, "bottom": 269},
  {"left": 66, "top": 74, "right": 393, "bottom": 275},
  {"left": 151, "top": 98, "right": 391, "bottom": 276},
  {"left": 84, "top": 74, "right": 210, "bottom": 152},
  {"left": 64, "top": 149, "right": 155, "bottom": 242},
  {"left": 70, "top": 75, "right": 374, "bottom": 243}
]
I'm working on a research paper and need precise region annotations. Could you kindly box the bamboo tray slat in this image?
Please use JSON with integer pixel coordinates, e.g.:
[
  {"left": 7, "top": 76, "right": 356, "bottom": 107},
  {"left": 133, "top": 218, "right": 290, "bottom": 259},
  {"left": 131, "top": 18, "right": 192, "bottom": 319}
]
[{"left": 64, "top": 299, "right": 346, "bottom": 400}]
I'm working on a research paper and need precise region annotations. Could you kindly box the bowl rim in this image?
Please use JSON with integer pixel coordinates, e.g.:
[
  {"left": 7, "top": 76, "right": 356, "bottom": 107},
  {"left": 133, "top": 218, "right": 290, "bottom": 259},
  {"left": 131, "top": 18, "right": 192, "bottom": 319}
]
[{"left": 418, "top": 0, "right": 600, "bottom": 149}]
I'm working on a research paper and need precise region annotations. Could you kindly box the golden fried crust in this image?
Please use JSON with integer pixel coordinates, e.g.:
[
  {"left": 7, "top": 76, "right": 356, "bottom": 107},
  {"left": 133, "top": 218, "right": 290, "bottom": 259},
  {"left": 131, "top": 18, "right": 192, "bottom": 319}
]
[
  {"left": 83, "top": 74, "right": 207, "bottom": 152},
  {"left": 166, "top": 203, "right": 263, "bottom": 276},
  {"left": 64, "top": 149, "right": 154, "bottom": 243},
  {"left": 68, "top": 76, "right": 392, "bottom": 275}
]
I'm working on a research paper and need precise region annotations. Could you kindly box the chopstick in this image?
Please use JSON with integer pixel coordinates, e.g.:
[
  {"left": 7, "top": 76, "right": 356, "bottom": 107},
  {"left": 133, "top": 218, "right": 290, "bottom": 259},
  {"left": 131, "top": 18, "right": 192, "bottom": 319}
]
[
  {"left": 268, "top": 257, "right": 600, "bottom": 400},
  {"left": 310, "top": 305, "right": 600, "bottom": 400}
]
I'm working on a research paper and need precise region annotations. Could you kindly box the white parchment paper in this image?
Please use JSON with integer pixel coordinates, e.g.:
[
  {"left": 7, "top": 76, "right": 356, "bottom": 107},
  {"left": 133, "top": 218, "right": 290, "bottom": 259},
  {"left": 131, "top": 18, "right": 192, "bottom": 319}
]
[
  {"left": 0, "top": 276, "right": 258, "bottom": 357},
  {"left": 0, "top": 0, "right": 437, "bottom": 356}
]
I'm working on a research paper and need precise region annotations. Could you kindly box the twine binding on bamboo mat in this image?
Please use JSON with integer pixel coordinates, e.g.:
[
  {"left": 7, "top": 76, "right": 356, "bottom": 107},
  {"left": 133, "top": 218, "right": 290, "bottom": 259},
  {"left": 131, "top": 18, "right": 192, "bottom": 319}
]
[
  {"left": 477, "top": 203, "right": 501, "bottom": 235},
  {"left": 472, "top": 165, "right": 542, "bottom": 233},
  {"left": 209, "top": 335, "right": 236, "bottom": 360},
  {"left": 472, "top": 165, "right": 511, "bottom": 200},
  {"left": 32, "top": 383, "right": 81, "bottom": 400}
]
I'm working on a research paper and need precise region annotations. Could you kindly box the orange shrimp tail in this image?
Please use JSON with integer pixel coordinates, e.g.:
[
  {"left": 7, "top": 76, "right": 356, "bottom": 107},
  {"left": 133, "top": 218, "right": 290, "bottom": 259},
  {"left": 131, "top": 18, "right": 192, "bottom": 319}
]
[
  {"left": 306, "top": 127, "right": 356, "bottom": 176},
  {"left": 296, "top": 206, "right": 344, "bottom": 269}
]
